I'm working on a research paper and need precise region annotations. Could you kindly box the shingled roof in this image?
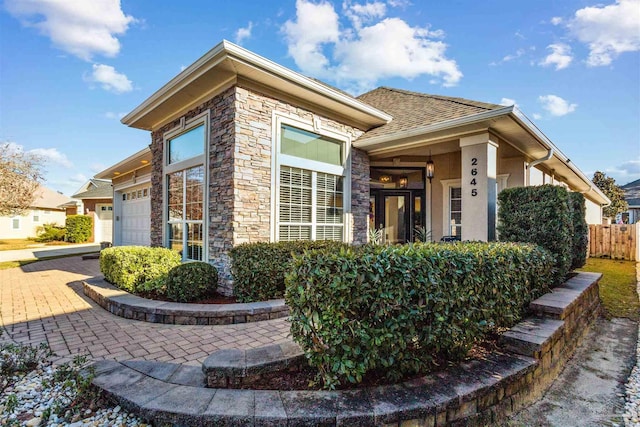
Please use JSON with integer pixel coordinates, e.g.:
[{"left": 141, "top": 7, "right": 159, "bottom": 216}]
[
  {"left": 72, "top": 179, "right": 112, "bottom": 200},
  {"left": 622, "top": 178, "right": 640, "bottom": 207},
  {"left": 31, "top": 185, "right": 73, "bottom": 210},
  {"left": 356, "top": 87, "right": 503, "bottom": 141}
]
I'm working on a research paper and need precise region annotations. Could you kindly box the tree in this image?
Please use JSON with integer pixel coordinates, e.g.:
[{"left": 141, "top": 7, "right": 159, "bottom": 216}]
[
  {"left": 592, "top": 171, "right": 628, "bottom": 219},
  {"left": 0, "top": 143, "right": 45, "bottom": 216}
]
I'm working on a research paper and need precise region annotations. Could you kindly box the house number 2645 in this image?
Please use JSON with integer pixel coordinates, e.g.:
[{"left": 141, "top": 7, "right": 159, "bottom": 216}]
[{"left": 470, "top": 157, "right": 478, "bottom": 197}]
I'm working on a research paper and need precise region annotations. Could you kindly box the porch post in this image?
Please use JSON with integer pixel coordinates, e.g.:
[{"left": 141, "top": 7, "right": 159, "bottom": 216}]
[{"left": 460, "top": 133, "right": 498, "bottom": 241}]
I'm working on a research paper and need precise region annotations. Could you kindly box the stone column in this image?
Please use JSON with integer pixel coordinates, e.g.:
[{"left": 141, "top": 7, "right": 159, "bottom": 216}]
[{"left": 460, "top": 133, "right": 498, "bottom": 241}]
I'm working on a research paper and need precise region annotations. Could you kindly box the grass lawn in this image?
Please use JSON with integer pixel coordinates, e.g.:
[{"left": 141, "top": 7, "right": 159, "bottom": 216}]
[
  {"left": 0, "top": 238, "right": 73, "bottom": 251},
  {"left": 578, "top": 257, "right": 639, "bottom": 320}
]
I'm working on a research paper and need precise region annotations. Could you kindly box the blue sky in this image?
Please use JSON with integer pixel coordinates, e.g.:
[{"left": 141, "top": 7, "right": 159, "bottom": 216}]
[{"left": 1, "top": 0, "right": 638, "bottom": 196}]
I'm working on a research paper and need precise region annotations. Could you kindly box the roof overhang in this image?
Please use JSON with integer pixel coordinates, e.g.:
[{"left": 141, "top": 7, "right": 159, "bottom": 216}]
[
  {"left": 354, "top": 106, "right": 610, "bottom": 206},
  {"left": 121, "top": 40, "right": 392, "bottom": 131},
  {"left": 95, "top": 147, "right": 152, "bottom": 180}
]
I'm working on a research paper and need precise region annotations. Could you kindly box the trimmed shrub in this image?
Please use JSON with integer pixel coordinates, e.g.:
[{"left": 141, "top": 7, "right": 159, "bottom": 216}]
[
  {"left": 100, "top": 246, "right": 181, "bottom": 293},
  {"left": 286, "top": 242, "right": 553, "bottom": 389},
  {"left": 65, "top": 215, "right": 92, "bottom": 243},
  {"left": 497, "top": 185, "right": 572, "bottom": 286},
  {"left": 230, "top": 241, "right": 348, "bottom": 302},
  {"left": 35, "top": 223, "right": 66, "bottom": 242},
  {"left": 165, "top": 262, "right": 219, "bottom": 303},
  {"left": 568, "top": 192, "right": 588, "bottom": 270}
]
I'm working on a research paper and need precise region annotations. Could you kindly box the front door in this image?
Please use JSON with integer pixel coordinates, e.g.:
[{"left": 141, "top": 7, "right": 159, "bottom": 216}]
[{"left": 370, "top": 191, "right": 412, "bottom": 244}]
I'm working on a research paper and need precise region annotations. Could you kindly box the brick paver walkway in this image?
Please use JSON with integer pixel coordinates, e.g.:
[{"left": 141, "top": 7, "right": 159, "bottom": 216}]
[{"left": 0, "top": 256, "right": 290, "bottom": 366}]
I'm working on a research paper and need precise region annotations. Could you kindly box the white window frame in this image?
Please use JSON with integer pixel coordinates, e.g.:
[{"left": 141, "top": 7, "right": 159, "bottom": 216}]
[
  {"left": 33, "top": 210, "right": 40, "bottom": 223},
  {"left": 162, "top": 111, "right": 209, "bottom": 261},
  {"left": 441, "top": 179, "right": 461, "bottom": 237},
  {"left": 270, "top": 112, "right": 352, "bottom": 242},
  {"left": 11, "top": 217, "right": 20, "bottom": 230}
]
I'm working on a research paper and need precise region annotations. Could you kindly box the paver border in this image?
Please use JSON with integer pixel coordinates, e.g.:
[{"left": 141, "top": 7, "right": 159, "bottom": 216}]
[
  {"left": 91, "top": 272, "right": 603, "bottom": 426},
  {"left": 83, "top": 277, "right": 289, "bottom": 325}
]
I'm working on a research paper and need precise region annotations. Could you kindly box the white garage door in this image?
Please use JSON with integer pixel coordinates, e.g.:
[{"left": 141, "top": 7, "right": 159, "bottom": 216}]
[{"left": 121, "top": 186, "right": 151, "bottom": 246}]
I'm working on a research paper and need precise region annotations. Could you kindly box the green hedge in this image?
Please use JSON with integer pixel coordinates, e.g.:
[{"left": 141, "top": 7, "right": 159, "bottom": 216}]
[
  {"left": 229, "top": 241, "right": 348, "bottom": 302},
  {"left": 568, "top": 192, "right": 588, "bottom": 270},
  {"left": 165, "top": 261, "right": 219, "bottom": 303},
  {"left": 497, "top": 185, "right": 572, "bottom": 286},
  {"left": 65, "top": 215, "right": 92, "bottom": 243},
  {"left": 100, "top": 246, "right": 181, "bottom": 293},
  {"left": 285, "top": 242, "right": 553, "bottom": 389},
  {"left": 35, "top": 223, "right": 66, "bottom": 242}
]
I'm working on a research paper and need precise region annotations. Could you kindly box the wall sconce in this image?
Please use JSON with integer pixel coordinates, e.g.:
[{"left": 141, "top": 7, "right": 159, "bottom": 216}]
[
  {"left": 379, "top": 175, "right": 392, "bottom": 183},
  {"left": 399, "top": 176, "right": 408, "bottom": 188}
]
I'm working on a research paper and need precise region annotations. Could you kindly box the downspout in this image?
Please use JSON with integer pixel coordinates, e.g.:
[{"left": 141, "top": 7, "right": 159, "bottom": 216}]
[{"left": 526, "top": 148, "right": 554, "bottom": 186}]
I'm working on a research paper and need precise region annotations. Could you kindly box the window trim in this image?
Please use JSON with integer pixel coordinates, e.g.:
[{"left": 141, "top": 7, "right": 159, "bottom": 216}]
[
  {"left": 162, "top": 111, "right": 209, "bottom": 261},
  {"left": 11, "top": 217, "right": 20, "bottom": 230},
  {"left": 441, "top": 179, "right": 461, "bottom": 238},
  {"left": 270, "top": 112, "right": 352, "bottom": 242}
]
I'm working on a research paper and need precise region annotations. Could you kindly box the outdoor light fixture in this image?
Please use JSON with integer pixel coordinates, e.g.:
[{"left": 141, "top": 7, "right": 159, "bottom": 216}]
[
  {"left": 426, "top": 152, "right": 435, "bottom": 182},
  {"left": 399, "top": 176, "right": 408, "bottom": 188},
  {"left": 379, "top": 175, "right": 392, "bottom": 183}
]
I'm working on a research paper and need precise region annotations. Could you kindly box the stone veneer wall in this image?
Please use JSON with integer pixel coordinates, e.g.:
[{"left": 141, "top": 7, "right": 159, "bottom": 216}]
[
  {"left": 150, "top": 84, "right": 370, "bottom": 295},
  {"left": 149, "top": 87, "right": 236, "bottom": 293},
  {"left": 351, "top": 148, "right": 370, "bottom": 244}
]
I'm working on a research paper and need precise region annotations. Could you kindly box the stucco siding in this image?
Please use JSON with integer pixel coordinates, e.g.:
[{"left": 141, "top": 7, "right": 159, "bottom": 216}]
[{"left": 0, "top": 209, "right": 66, "bottom": 239}]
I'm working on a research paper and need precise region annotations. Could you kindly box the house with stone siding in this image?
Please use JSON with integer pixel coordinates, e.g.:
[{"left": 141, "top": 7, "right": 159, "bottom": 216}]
[{"left": 106, "top": 40, "right": 609, "bottom": 294}]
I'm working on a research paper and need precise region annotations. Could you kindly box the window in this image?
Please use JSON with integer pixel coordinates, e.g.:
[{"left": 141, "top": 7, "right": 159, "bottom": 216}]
[
  {"left": 12, "top": 218, "right": 19, "bottom": 229},
  {"left": 449, "top": 187, "right": 462, "bottom": 237},
  {"left": 44, "top": 210, "right": 50, "bottom": 215},
  {"left": 275, "top": 120, "right": 349, "bottom": 242},
  {"left": 33, "top": 210, "right": 40, "bottom": 222},
  {"left": 164, "top": 113, "right": 207, "bottom": 261},
  {"left": 168, "top": 124, "right": 204, "bottom": 164},
  {"left": 122, "top": 194, "right": 126, "bottom": 201},
  {"left": 167, "top": 166, "right": 204, "bottom": 261},
  {"left": 143, "top": 188, "right": 148, "bottom": 198}
]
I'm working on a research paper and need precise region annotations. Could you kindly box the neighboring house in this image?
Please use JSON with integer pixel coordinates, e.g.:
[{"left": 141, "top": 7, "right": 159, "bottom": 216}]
[
  {"left": 71, "top": 179, "right": 113, "bottom": 243},
  {"left": 95, "top": 148, "right": 152, "bottom": 246},
  {"left": 112, "top": 40, "right": 609, "bottom": 294},
  {"left": 622, "top": 178, "right": 640, "bottom": 223},
  {"left": 0, "top": 185, "right": 72, "bottom": 239}
]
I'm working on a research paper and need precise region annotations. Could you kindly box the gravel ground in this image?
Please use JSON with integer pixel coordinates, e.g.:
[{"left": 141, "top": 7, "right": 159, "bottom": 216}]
[
  {"left": 0, "top": 361, "right": 147, "bottom": 426},
  {"left": 623, "top": 278, "right": 640, "bottom": 427}
]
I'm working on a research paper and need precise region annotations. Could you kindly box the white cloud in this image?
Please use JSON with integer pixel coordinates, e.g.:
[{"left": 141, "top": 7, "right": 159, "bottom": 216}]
[
  {"left": 567, "top": 0, "right": 640, "bottom": 66},
  {"left": 104, "top": 111, "right": 125, "bottom": 120},
  {"left": 538, "top": 94, "right": 577, "bottom": 116},
  {"left": 387, "top": 0, "right": 411, "bottom": 7},
  {"left": 605, "top": 158, "right": 640, "bottom": 182},
  {"left": 282, "top": 0, "right": 461, "bottom": 92},
  {"left": 5, "top": 0, "right": 136, "bottom": 61},
  {"left": 532, "top": 113, "right": 543, "bottom": 120},
  {"left": 490, "top": 48, "right": 525, "bottom": 66},
  {"left": 27, "top": 148, "right": 73, "bottom": 168},
  {"left": 86, "top": 64, "right": 133, "bottom": 93},
  {"left": 235, "top": 21, "right": 253, "bottom": 45},
  {"left": 499, "top": 98, "right": 518, "bottom": 107},
  {"left": 344, "top": 1, "right": 387, "bottom": 29},
  {"left": 539, "top": 43, "right": 573, "bottom": 70},
  {"left": 551, "top": 17, "right": 563, "bottom": 25}
]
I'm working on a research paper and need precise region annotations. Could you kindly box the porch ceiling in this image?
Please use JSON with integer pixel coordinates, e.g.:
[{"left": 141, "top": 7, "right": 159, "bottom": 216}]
[{"left": 357, "top": 109, "right": 609, "bottom": 205}]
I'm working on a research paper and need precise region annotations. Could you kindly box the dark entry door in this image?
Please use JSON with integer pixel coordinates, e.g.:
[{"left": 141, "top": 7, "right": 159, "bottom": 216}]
[{"left": 371, "top": 191, "right": 411, "bottom": 244}]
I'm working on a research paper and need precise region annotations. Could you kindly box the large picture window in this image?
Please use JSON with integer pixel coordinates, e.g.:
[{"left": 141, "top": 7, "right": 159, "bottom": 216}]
[
  {"left": 275, "top": 120, "right": 348, "bottom": 242},
  {"left": 164, "top": 114, "right": 207, "bottom": 261}
]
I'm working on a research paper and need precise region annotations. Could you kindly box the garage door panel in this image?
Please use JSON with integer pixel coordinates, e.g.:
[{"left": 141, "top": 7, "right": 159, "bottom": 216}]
[{"left": 120, "top": 189, "right": 151, "bottom": 246}]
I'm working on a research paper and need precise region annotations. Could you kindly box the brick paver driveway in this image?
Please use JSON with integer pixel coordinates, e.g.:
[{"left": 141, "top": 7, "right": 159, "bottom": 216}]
[{"left": 0, "top": 256, "right": 290, "bottom": 366}]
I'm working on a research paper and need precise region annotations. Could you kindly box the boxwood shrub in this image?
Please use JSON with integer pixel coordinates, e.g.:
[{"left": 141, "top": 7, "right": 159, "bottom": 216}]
[
  {"left": 165, "top": 261, "right": 219, "bottom": 303},
  {"left": 100, "top": 246, "right": 181, "bottom": 293},
  {"left": 568, "top": 191, "right": 588, "bottom": 270},
  {"left": 229, "top": 241, "right": 348, "bottom": 302},
  {"left": 285, "top": 242, "right": 553, "bottom": 389},
  {"left": 65, "top": 215, "right": 92, "bottom": 243},
  {"left": 497, "top": 185, "right": 572, "bottom": 286}
]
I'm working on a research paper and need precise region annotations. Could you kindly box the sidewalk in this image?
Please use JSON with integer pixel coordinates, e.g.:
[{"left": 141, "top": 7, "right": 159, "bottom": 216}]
[{"left": 0, "top": 243, "right": 101, "bottom": 262}]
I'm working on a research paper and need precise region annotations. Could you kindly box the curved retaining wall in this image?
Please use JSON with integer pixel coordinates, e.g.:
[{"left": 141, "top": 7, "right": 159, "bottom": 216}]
[
  {"left": 83, "top": 277, "right": 289, "bottom": 325},
  {"left": 90, "top": 272, "right": 602, "bottom": 426}
]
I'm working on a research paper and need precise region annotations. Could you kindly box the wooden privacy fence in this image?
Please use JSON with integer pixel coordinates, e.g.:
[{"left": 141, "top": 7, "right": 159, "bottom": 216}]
[{"left": 589, "top": 224, "right": 638, "bottom": 261}]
